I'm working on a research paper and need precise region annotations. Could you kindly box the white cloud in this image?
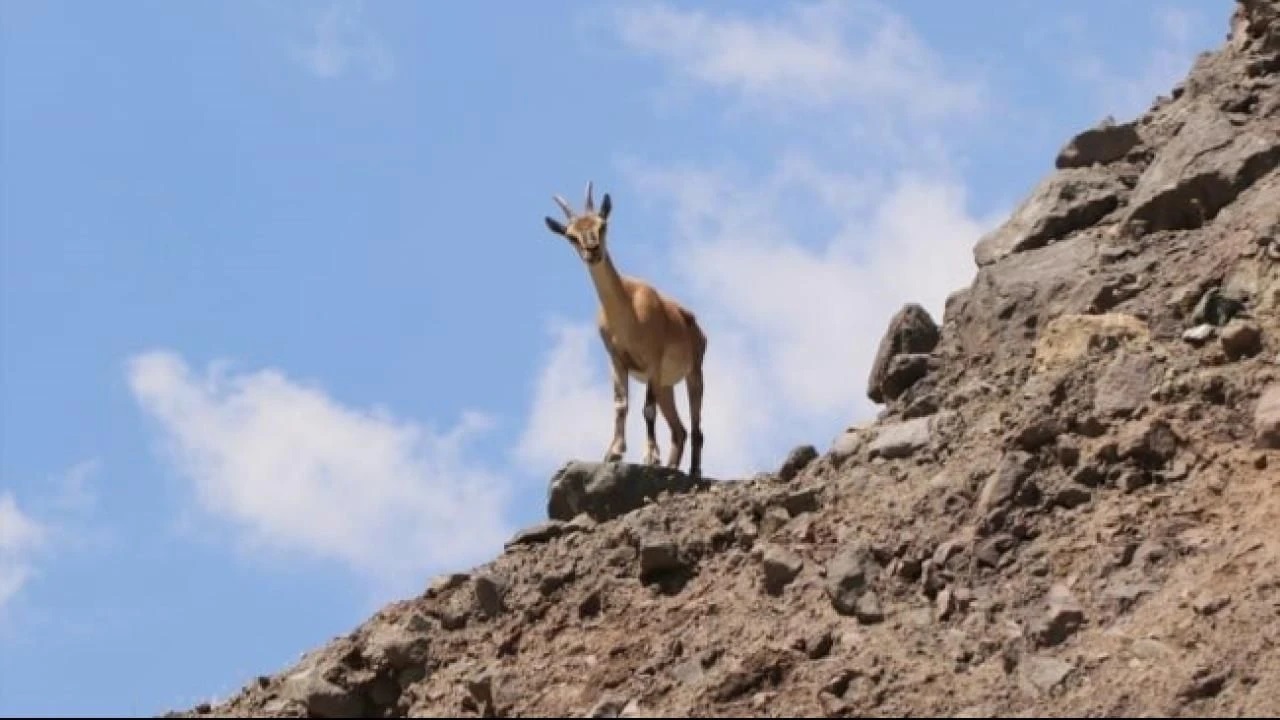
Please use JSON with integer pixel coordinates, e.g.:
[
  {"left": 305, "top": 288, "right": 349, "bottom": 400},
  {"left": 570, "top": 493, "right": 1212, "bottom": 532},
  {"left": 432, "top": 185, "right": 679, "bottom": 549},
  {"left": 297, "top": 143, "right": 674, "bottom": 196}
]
[
  {"left": 611, "top": 0, "right": 984, "bottom": 126},
  {"left": 294, "top": 0, "right": 394, "bottom": 81},
  {"left": 0, "top": 492, "right": 46, "bottom": 613},
  {"left": 126, "top": 350, "right": 511, "bottom": 589}
]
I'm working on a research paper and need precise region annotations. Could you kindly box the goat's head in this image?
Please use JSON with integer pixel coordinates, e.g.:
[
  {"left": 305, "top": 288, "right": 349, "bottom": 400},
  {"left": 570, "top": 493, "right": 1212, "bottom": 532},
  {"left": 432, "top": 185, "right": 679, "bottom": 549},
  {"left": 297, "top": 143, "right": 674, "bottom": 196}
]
[{"left": 544, "top": 181, "right": 613, "bottom": 265}]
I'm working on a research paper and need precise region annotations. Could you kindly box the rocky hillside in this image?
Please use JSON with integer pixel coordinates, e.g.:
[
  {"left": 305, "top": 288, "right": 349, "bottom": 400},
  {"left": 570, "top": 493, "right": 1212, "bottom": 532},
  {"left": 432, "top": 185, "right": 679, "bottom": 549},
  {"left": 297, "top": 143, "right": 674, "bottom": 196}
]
[{"left": 172, "top": 2, "right": 1280, "bottom": 717}]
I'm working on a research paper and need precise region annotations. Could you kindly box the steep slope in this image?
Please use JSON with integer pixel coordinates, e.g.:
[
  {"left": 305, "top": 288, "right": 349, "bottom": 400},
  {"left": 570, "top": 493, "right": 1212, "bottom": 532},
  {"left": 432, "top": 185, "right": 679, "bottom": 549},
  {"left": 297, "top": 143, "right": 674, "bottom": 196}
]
[{"left": 172, "top": 2, "right": 1280, "bottom": 717}]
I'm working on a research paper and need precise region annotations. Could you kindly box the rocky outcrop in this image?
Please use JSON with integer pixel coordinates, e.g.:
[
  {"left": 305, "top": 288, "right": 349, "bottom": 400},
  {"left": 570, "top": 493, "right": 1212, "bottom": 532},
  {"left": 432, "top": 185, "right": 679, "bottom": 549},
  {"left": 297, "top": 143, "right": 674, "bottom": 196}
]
[
  {"left": 973, "top": 167, "right": 1125, "bottom": 266},
  {"left": 866, "top": 304, "right": 940, "bottom": 404},
  {"left": 546, "top": 460, "right": 714, "bottom": 522}
]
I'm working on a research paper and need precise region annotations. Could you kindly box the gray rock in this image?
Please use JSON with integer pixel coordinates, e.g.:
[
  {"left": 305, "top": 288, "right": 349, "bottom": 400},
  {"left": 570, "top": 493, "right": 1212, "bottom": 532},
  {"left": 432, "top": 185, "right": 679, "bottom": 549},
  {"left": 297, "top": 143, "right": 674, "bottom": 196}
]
[
  {"left": 868, "top": 416, "right": 933, "bottom": 459},
  {"left": 979, "top": 451, "right": 1037, "bottom": 513},
  {"left": 758, "top": 506, "right": 790, "bottom": 538},
  {"left": 473, "top": 573, "right": 508, "bottom": 618},
  {"left": 1183, "top": 323, "right": 1217, "bottom": 344},
  {"left": 881, "top": 353, "right": 933, "bottom": 402},
  {"left": 282, "top": 668, "right": 365, "bottom": 719},
  {"left": 854, "top": 591, "right": 885, "bottom": 624},
  {"left": 505, "top": 520, "right": 566, "bottom": 548},
  {"left": 974, "top": 166, "right": 1124, "bottom": 266},
  {"left": 547, "top": 460, "right": 713, "bottom": 522},
  {"left": 867, "top": 304, "right": 940, "bottom": 404},
  {"left": 1192, "top": 286, "right": 1247, "bottom": 327},
  {"left": 777, "top": 444, "right": 818, "bottom": 482},
  {"left": 638, "top": 535, "right": 683, "bottom": 576},
  {"left": 1021, "top": 655, "right": 1074, "bottom": 694},
  {"left": 825, "top": 546, "right": 876, "bottom": 616},
  {"left": 760, "top": 544, "right": 803, "bottom": 594},
  {"left": 1034, "top": 584, "right": 1085, "bottom": 646},
  {"left": 364, "top": 623, "right": 430, "bottom": 668},
  {"left": 1118, "top": 419, "right": 1179, "bottom": 469},
  {"left": 1055, "top": 118, "right": 1142, "bottom": 168},
  {"left": 1094, "top": 352, "right": 1157, "bottom": 418},
  {"left": 1126, "top": 103, "right": 1280, "bottom": 234},
  {"left": 1221, "top": 319, "right": 1263, "bottom": 360},
  {"left": 1255, "top": 385, "right": 1280, "bottom": 449}
]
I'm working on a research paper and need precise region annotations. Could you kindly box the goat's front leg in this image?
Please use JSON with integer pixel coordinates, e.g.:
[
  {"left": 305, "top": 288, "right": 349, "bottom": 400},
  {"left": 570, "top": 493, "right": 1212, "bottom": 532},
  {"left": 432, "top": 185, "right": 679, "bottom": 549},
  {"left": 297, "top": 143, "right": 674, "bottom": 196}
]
[{"left": 604, "top": 354, "right": 628, "bottom": 463}]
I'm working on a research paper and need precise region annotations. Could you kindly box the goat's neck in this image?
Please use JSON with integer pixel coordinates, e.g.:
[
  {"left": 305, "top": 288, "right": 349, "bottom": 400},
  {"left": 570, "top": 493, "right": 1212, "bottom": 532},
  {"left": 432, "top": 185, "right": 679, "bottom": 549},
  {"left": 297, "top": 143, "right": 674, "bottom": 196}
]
[{"left": 587, "top": 251, "right": 638, "bottom": 339}]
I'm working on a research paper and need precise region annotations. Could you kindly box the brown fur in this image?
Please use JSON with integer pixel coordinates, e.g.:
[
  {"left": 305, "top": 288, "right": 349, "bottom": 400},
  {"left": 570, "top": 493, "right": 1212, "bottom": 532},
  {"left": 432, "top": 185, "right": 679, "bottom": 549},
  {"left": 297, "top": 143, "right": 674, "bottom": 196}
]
[{"left": 544, "top": 182, "right": 707, "bottom": 477}]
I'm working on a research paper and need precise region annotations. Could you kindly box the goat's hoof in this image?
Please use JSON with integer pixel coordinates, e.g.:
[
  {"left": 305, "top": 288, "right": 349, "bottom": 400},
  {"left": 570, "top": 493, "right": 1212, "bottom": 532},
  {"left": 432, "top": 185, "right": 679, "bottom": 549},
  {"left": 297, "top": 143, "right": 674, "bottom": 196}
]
[{"left": 604, "top": 451, "right": 623, "bottom": 464}]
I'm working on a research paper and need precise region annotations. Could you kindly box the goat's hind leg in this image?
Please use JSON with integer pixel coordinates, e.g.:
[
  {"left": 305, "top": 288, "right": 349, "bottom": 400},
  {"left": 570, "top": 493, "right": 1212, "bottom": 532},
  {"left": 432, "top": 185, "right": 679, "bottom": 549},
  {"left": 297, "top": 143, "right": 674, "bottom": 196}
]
[{"left": 642, "top": 382, "right": 660, "bottom": 465}]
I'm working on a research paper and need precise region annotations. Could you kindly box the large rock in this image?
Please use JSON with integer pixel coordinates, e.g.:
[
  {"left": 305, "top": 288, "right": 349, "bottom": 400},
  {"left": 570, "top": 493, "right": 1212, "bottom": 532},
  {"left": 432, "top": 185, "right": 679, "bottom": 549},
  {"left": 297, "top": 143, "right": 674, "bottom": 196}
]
[
  {"left": 973, "top": 166, "right": 1124, "bottom": 266},
  {"left": 867, "top": 304, "right": 940, "bottom": 404},
  {"left": 1125, "top": 103, "right": 1280, "bottom": 234},
  {"left": 867, "top": 416, "right": 935, "bottom": 459},
  {"left": 281, "top": 667, "right": 365, "bottom": 719},
  {"left": 547, "top": 461, "right": 712, "bottom": 522},
  {"left": 1055, "top": 118, "right": 1142, "bottom": 169},
  {"left": 1256, "top": 385, "right": 1280, "bottom": 449}
]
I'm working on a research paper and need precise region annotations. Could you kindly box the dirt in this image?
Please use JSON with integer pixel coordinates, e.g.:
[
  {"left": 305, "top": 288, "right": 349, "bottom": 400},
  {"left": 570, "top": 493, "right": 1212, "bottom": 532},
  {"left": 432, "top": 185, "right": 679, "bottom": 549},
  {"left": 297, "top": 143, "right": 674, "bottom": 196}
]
[{"left": 167, "top": 2, "right": 1280, "bottom": 717}]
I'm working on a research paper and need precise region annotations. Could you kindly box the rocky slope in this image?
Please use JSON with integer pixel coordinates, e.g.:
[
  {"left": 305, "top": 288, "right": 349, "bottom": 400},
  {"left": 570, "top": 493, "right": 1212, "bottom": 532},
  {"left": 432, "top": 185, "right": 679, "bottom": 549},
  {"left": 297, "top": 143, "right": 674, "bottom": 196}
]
[{"left": 172, "top": 2, "right": 1280, "bottom": 716}]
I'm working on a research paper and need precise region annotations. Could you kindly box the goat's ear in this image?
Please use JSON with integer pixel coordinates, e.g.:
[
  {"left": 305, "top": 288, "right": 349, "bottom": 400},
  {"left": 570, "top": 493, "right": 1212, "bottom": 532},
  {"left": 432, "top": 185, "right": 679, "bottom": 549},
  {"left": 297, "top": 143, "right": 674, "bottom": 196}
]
[
  {"left": 599, "top": 193, "right": 612, "bottom": 220},
  {"left": 544, "top": 217, "right": 567, "bottom": 236}
]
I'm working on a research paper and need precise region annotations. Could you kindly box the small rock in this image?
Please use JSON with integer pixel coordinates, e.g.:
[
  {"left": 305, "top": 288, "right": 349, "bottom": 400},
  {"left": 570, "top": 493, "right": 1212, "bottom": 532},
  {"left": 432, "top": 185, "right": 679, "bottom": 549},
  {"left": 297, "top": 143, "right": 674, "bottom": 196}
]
[
  {"left": 466, "top": 672, "right": 497, "bottom": 716},
  {"left": 282, "top": 668, "right": 366, "bottom": 719},
  {"left": 1053, "top": 486, "right": 1092, "bottom": 509},
  {"left": 1179, "top": 667, "right": 1230, "bottom": 701},
  {"left": 975, "top": 534, "right": 1015, "bottom": 567},
  {"left": 826, "top": 546, "right": 875, "bottom": 616},
  {"left": 426, "top": 572, "right": 470, "bottom": 598},
  {"left": 758, "top": 505, "right": 790, "bottom": 538},
  {"left": 854, "top": 591, "right": 885, "bottom": 624},
  {"left": 777, "top": 445, "right": 818, "bottom": 482},
  {"left": 364, "top": 623, "right": 430, "bottom": 668},
  {"left": 1134, "top": 540, "right": 1168, "bottom": 566},
  {"left": 760, "top": 544, "right": 803, "bottom": 594},
  {"left": 1254, "top": 385, "right": 1280, "bottom": 449},
  {"left": 1118, "top": 419, "right": 1179, "bottom": 469},
  {"left": 1220, "top": 320, "right": 1263, "bottom": 360},
  {"left": 1131, "top": 638, "right": 1175, "bottom": 659},
  {"left": 504, "top": 520, "right": 566, "bottom": 548},
  {"left": 1035, "top": 584, "right": 1085, "bottom": 646},
  {"left": 1192, "top": 593, "right": 1231, "bottom": 616},
  {"left": 473, "top": 573, "right": 508, "bottom": 618},
  {"left": 1055, "top": 118, "right": 1141, "bottom": 168},
  {"left": 1183, "top": 324, "right": 1217, "bottom": 344},
  {"left": 868, "top": 416, "right": 934, "bottom": 459},
  {"left": 801, "top": 628, "right": 834, "bottom": 660},
  {"left": 774, "top": 487, "right": 820, "bottom": 516},
  {"left": 936, "top": 586, "right": 955, "bottom": 621},
  {"left": 638, "top": 536, "right": 684, "bottom": 577},
  {"left": 979, "top": 451, "right": 1037, "bottom": 513},
  {"left": 1022, "top": 655, "right": 1074, "bottom": 694}
]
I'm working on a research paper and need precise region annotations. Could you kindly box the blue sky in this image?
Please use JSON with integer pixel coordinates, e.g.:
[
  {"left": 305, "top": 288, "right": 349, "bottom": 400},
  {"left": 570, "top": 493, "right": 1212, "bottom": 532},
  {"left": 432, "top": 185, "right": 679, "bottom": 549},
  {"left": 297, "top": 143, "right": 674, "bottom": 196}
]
[{"left": 0, "top": 0, "right": 1228, "bottom": 715}]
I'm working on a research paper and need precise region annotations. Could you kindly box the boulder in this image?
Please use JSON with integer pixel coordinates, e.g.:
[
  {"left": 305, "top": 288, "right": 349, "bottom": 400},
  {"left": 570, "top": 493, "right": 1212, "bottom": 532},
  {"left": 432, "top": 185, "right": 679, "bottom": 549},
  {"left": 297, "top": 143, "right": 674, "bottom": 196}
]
[
  {"left": 547, "top": 461, "right": 713, "bottom": 522},
  {"left": 1055, "top": 118, "right": 1142, "bottom": 168},
  {"left": 1031, "top": 313, "right": 1151, "bottom": 374},
  {"left": 867, "top": 304, "right": 940, "bottom": 404}
]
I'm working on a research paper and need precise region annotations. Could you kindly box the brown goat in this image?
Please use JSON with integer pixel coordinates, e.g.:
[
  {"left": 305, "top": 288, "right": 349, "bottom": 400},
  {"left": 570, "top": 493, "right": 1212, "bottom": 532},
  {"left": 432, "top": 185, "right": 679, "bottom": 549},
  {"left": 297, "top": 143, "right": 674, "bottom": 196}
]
[{"left": 543, "top": 182, "right": 707, "bottom": 478}]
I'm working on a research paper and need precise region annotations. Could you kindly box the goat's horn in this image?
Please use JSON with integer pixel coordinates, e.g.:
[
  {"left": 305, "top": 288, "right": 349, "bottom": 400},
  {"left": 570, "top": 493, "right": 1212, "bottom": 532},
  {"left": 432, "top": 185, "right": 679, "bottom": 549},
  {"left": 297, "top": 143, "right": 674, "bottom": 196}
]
[
  {"left": 584, "top": 181, "right": 595, "bottom": 212},
  {"left": 553, "top": 194, "right": 574, "bottom": 220}
]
